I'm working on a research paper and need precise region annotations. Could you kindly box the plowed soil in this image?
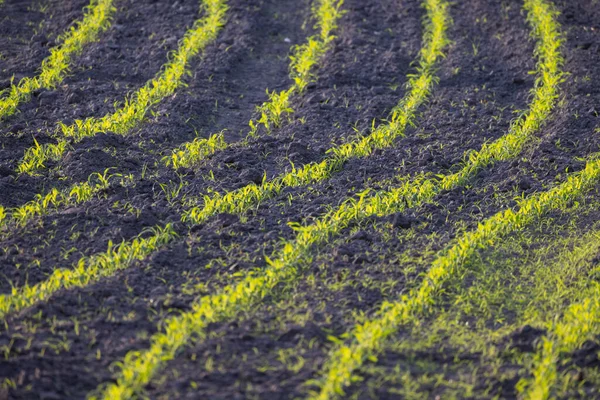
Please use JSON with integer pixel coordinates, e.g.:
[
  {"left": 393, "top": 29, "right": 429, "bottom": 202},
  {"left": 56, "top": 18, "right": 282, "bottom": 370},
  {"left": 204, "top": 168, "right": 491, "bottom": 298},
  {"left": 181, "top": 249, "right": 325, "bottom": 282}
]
[{"left": 0, "top": 0, "right": 599, "bottom": 398}]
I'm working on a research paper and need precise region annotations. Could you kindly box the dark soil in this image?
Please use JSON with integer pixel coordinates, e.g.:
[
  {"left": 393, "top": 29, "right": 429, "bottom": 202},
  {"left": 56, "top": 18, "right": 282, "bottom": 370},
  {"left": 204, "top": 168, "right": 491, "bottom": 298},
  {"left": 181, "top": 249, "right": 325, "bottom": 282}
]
[
  {"left": 0, "top": 0, "right": 202, "bottom": 205},
  {"left": 0, "top": 0, "right": 599, "bottom": 398},
  {"left": 0, "top": 0, "right": 88, "bottom": 87}
]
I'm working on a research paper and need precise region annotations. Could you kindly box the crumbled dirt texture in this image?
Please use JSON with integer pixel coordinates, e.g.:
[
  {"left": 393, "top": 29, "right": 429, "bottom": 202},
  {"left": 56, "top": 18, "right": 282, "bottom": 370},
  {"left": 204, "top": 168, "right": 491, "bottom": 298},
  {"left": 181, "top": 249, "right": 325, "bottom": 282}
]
[
  {"left": 0, "top": 0, "right": 88, "bottom": 87},
  {"left": 0, "top": 0, "right": 599, "bottom": 398},
  {"left": 0, "top": 0, "right": 202, "bottom": 204}
]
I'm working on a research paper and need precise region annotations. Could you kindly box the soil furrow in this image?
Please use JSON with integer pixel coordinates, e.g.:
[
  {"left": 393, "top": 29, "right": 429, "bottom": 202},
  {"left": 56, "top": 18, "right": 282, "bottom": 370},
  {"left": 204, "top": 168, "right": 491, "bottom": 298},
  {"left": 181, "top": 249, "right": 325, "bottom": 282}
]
[
  {"left": 0, "top": 0, "right": 312, "bottom": 297},
  {"left": 0, "top": 0, "right": 599, "bottom": 398},
  {"left": 0, "top": 0, "right": 200, "bottom": 203},
  {"left": 0, "top": 0, "right": 418, "bottom": 296},
  {"left": 0, "top": 0, "right": 425, "bottom": 397}
]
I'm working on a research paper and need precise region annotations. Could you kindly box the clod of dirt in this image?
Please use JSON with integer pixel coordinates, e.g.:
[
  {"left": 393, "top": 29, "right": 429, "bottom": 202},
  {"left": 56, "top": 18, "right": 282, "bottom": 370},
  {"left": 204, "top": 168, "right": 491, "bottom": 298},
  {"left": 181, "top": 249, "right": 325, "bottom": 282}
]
[
  {"left": 37, "top": 90, "right": 60, "bottom": 107},
  {"left": 0, "top": 166, "right": 14, "bottom": 178},
  {"left": 66, "top": 90, "right": 83, "bottom": 104},
  {"left": 351, "top": 230, "right": 373, "bottom": 242},
  {"left": 215, "top": 213, "right": 239, "bottom": 228},
  {"left": 239, "top": 168, "right": 263, "bottom": 184},
  {"left": 62, "top": 148, "right": 118, "bottom": 181},
  {"left": 79, "top": 131, "right": 127, "bottom": 149},
  {"left": 518, "top": 177, "right": 533, "bottom": 191},
  {"left": 490, "top": 376, "right": 520, "bottom": 399},
  {"left": 392, "top": 213, "right": 414, "bottom": 229},
  {"left": 277, "top": 322, "right": 327, "bottom": 344},
  {"left": 9, "top": 123, "right": 25, "bottom": 134},
  {"left": 571, "top": 340, "right": 600, "bottom": 368},
  {"left": 503, "top": 325, "right": 547, "bottom": 353},
  {"left": 335, "top": 244, "right": 354, "bottom": 257},
  {"left": 418, "top": 153, "right": 434, "bottom": 167}
]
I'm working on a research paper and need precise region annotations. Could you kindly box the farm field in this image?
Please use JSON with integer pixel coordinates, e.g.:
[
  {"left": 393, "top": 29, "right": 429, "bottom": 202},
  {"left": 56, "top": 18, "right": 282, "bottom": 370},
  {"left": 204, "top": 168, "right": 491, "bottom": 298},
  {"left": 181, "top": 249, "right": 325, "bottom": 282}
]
[{"left": 0, "top": 0, "right": 599, "bottom": 398}]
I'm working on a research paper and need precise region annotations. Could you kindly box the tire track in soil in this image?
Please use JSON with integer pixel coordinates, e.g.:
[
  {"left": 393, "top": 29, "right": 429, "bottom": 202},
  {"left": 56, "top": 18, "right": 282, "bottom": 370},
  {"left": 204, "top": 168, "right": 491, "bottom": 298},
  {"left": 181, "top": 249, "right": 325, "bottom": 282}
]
[
  {"left": 0, "top": 0, "right": 314, "bottom": 249},
  {"left": 128, "top": 1, "right": 545, "bottom": 396},
  {"left": 187, "top": 0, "right": 420, "bottom": 197},
  {"left": 62, "top": 0, "right": 420, "bottom": 212},
  {"left": 0, "top": 0, "right": 88, "bottom": 88},
  {"left": 0, "top": 0, "right": 309, "bottom": 297},
  {"left": 0, "top": 0, "right": 200, "bottom": 206},
  {"left": 0, "top": 0, "right": 597, "bottom": 398},
  {"left": 0, "top": 0, "right": 424, "bottom": 397},
  {"left": 122, "top": 0, "right": 572, "bottom": 393},
  {"left": 47, "top": 0, "right": 424, "bottom": 252},
  {"left": 56, "top": 0, "right": 312, "bottom": 184},
  {"left": 0, "top": 0, "right": 410, "bottom": 297}
]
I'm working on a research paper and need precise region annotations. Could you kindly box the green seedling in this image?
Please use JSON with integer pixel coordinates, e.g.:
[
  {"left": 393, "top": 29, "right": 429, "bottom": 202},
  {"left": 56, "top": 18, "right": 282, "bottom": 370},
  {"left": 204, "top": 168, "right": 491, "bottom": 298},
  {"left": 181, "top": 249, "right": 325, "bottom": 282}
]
[
  {"left": 0, "top": 0, "right": 115, "bottom": 119},
  {"left": 17, "top": 0, "right": 228, "bottom": 174}
]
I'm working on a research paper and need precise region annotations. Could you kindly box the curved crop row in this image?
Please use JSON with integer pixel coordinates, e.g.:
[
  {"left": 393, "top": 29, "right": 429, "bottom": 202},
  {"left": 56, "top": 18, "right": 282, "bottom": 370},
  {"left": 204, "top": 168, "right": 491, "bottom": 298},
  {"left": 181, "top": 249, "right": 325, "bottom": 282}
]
[
  {"left": 314, "top": 152, "right": 600, "bottom": 399},
  {"left": 164, "top": 0, "right": 345, "bottom": 169},
  {"left": 181, "top": 0, "right": 561, "bottom": 229},
  {"left": 0, "top": 0, "right": 448, "bottom": 323},
  {"left": 312, "top": 1, "right": 564, "bottom": 396},
  {"left": 83, "top": 1, "right": 452, "bottom": 398},
  {"left": 0, "top": 169, "right": 118, "bottom": 234},
  {"left": 520, "top": 251, "right": 600, "bottom": 399},
  {"left": 358, "top": 221, "right": 600, "bottom": 398},
  {"left": 0, "top": 224, "right": 175, "bottom": 319},
  {"left": 182, "top": 0, "right": 451, "bottom": 224},
  {"left": 17, "top": 0, "right": 228, "bottom": 174},
  {"left": 0, "top": 0, "right": 115, "bottom": 120},
  {"left": 82, "top": 0, "right": 566, "bottom": 396}
]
